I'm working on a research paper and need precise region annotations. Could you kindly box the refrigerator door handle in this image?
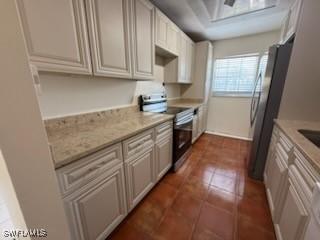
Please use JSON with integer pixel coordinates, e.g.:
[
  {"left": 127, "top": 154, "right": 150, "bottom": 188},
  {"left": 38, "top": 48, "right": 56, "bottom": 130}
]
[{"left": 250, "top": 72, "right": 262, "bottom": 126}]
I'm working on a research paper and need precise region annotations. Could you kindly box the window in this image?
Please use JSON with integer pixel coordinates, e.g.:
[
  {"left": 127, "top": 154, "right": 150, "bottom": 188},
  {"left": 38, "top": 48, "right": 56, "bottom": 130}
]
[{"left": 212, "top": 54, "right": 268, "bottom": 96}]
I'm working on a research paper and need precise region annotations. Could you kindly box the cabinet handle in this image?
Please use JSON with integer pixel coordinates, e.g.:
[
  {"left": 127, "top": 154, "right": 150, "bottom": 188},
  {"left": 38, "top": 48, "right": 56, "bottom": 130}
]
[{"left": 88, "top": 166, "right": 100, "bottom": 173}]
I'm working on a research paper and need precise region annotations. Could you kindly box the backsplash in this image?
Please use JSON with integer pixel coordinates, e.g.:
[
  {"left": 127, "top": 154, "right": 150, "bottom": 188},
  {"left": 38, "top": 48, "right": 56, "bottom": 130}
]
[
  {"left": 37, "top": 56, "right": 181, "bottom": 119},
  {"left": 45, "top": 105, "right": 139, "bottom": 132}
]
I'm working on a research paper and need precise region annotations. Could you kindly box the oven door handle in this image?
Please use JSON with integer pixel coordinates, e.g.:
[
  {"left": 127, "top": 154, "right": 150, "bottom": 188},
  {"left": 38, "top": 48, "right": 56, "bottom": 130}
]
[{"left": 175, "top": 116, "right": 193, "bottom": 126}]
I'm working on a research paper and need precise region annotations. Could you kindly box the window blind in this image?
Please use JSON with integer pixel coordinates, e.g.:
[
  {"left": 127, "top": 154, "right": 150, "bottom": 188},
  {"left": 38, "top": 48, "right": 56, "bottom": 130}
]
[{"left": 212, "top": 55, "right": 260, "bottom": 95}]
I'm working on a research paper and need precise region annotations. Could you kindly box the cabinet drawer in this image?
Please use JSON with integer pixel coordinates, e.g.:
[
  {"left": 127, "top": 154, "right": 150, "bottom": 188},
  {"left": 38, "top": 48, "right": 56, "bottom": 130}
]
[
  {"left": 123, "top": 129, "right": 154, "bottom": 161},
  {"left": 292, "top": 149, "right": 320, "bottom": 202},
  {"left": 155, "top": 121, "right": 173, "bottom": 141},
  {"left": 275, "top": 142, "right": 290, "bottom": 166},
  {"left": 279, "top": 131, "right": 293, "bottom": 153},
  {"left": 56, "top": 143, "right": 123, "bottom": 196}
]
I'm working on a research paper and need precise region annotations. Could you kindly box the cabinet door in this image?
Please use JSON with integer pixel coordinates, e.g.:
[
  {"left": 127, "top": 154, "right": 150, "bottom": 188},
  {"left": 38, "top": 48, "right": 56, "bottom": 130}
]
[
  {"left": 265, "top": 149, "right": 288, "bottom": 220},
  {"left": 16, "top": 0, "right": 92, "bottom": 74},
  {"left": 155, "top": 135, "right": 173, "bottom": 181},
  {"left": 131, "top": 0, "right": 155, "bottom": 80},
  {"left": 86, "top": 0, "right": 132, "bottom": 78},
  {"left": 192, "top": 114, "right": 198, "bottom": 142},
  {"left": 178, "top": 34, "right": 188, "bottom": 83},
  {"left": 186, "top": 40, "right": 194, "bottom": 83},
  {"left": 278, "top": 184, "right": 308, "bottom": 240},
  {"left": 167, "top": 23, "right": 179, "bottom": 56},
  {"left": 284, "top": 0, "right": 302, "bottom": 42},
  {"left": 197, "top": 107, "right": 204, "bottom": 137},
  {"left": 64, "top": 165, "right": 127, "bottom": 240},
  {"left": 125, "top": 147, "right": 155, "bottom": 210},
  {"left": 155, "top": 9, "right": 167, "bottom": 49}
]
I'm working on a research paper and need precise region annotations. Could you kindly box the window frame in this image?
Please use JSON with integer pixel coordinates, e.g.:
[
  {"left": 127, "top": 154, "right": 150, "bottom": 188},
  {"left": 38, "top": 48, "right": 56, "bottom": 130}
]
[{"left": 211, "top": 53, "right": 268, "bottom": 98}]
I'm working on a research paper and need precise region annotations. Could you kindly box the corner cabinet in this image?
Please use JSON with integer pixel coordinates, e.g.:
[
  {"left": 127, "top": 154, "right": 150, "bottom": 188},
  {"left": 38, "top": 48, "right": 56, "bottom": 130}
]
[
  {"left": 131, "top": 0, "right": 155, "bottom": 80},
  {"left": 85, "top": 0, "right": 132, "bottom": 78},
  {"left": 16, "top": 0, "right": 92, "bottom": 74}
]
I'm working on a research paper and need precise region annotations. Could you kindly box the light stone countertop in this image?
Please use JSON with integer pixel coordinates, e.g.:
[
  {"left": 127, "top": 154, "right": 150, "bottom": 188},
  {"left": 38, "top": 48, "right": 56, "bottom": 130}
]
[
  {"left": 274, "top": 119, "right": 320, "bottom": 173},
  {"left": 167, "top": 98, "right": 204, "bottom": 109},
  {"left": 45, "top": 109, "right": 174, "bottom": 169}
]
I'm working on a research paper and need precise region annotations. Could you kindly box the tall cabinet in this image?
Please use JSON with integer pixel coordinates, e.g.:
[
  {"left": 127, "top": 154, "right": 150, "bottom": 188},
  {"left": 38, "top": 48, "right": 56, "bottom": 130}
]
[
  {"left": 16, "top": 0, "right": 92, "bottom": 74},
  {"left": 181, "top": 41, "right": 214, "bottom": 134}
]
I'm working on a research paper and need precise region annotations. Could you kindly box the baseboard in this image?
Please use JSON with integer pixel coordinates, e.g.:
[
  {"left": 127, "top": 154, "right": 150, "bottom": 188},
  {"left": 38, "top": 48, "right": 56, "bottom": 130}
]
[{"left": 205, "top": 130, "right": 252, "bottom": 141}]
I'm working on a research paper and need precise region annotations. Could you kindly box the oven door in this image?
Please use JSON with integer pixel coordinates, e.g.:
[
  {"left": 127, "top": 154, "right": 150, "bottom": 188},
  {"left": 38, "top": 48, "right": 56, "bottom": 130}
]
[{"left": 173, "top": 115, "right": 193, "bottom": 164}]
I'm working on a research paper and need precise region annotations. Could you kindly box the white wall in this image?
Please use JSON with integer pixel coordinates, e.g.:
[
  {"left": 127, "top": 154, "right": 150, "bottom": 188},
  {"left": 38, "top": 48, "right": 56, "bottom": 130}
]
[
  {"left": 38, "top": 56, "right": 181, "bottom": 119},
  {"left": 0, "top": 1, "right": 71, "bottom": 238},
  {"left": 0, "top": 149, "right": 29, "bottom": 238},
  {"left": 206, "top": 31, "right": 280, "bottom": 139},
  {"left": 278, "top": 0, "right": 320, "bottom": 121}
]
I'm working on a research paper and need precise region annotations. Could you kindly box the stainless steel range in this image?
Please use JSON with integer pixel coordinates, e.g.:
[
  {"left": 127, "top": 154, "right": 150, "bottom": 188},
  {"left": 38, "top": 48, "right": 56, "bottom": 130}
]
[{"left": 140, "top": 93, "right": 193, "bottom": 171}]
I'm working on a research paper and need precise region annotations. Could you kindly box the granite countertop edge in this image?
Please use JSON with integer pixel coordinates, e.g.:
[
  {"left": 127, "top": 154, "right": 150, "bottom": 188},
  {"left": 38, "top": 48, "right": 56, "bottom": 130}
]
[
  {"left": 274, "top": 119, "right": 320, "bottom": 173},
  {"left": 53, "top": 114, "right": 174, "bottom": 169}
]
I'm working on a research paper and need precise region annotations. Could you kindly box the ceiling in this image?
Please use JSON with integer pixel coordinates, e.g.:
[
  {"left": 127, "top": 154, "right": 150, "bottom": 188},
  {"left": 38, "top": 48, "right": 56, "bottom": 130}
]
[{"left": 150, "top": 0, "right": 294, "bottom": 41}]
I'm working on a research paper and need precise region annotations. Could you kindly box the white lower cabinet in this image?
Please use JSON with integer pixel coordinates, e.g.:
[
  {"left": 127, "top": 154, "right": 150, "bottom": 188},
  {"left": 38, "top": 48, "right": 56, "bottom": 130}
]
[
  {"left": 265, "top": 147, "right": 288, "bottom": 220},
  {"left": 58, "top": 120, "right": 173, "bottom": 239},
  {"left": 63, "top": 164, "right": 127, "bottom": 240},
  {"left": 155, "top": 133, "right": 173, "bottom": 181},
  {"left": 276, "top": 175, "right": 309, "bottom": 240},
  {"left": 192, "top": 112, "right": 198, "bottom": 143},
  {"left": 265, "top": 123, "right": 320, "bottom": 240},
  {"left": 192, "top": 105, "right": 206, "bottom": 143},
  {"left": 197, "top": 106, "right": 205, "bottom": 138},
  {"left": 125, "top": 147, "right": 155, "bottom": 211}
]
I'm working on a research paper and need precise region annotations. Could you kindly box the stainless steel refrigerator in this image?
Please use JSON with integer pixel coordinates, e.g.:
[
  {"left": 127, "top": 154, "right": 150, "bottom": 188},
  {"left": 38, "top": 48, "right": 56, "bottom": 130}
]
[{"left": 248, "top": 37, "right": 294, "bottom": 180}]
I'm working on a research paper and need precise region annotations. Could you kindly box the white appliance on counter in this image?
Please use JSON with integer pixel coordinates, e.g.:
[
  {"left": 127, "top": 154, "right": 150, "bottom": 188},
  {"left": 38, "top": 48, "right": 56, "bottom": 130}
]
[{"left": 304, "top": 183, "right": 320, "bottom": 240}]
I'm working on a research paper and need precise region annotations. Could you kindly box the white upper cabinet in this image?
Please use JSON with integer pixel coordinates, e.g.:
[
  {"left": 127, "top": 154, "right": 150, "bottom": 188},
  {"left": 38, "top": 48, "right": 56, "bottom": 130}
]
[
  {"left": 155, "top": 10, "right": 168, "bottom": 50},
  {"left": 16, "top": 0, "right": 92, "bottom": 74},
  {"left": 178, "top": 34, "right": 188, "bottom": 83},
  {"left": 131, "top": 0, "right": 155, "bottom": 80},
  {"left": 85, "top": 0, "right": 132, "bottom": 78},
  {"left": 155, "top": 9, "right": 179, "bottom": 56},
  {"left": 164, "top": 33, "right": 194, "bottom": 84},
  {"left": 178, "top": 33, "right": 194, "bottom": 84},
  {"left": 186, "top": 39, "right": 195, "bottom": 83},
  {"left": 280, "top": 0, "right": 302, "bottom": 43},
  {"left": 166, "top": 23, "right": 179, "bottom": 55}
]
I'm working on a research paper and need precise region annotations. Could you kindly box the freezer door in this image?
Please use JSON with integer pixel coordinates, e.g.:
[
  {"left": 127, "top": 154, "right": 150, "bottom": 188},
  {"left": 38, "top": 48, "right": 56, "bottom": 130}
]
[
  {"left": 248, "top": 45, "right": 279, "bottom": 178},
  {"left": 248, "top": 40, "right": 293, "bottom": 180},
  {"left": 250, "top": 72, "right": 262, "bottom": 126}
]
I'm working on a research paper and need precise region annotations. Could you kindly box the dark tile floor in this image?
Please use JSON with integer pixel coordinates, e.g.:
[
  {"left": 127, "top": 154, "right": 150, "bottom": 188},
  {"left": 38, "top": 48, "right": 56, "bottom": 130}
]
[{"left": 108, "top": 134, "right": 276, "bottom": 240}]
